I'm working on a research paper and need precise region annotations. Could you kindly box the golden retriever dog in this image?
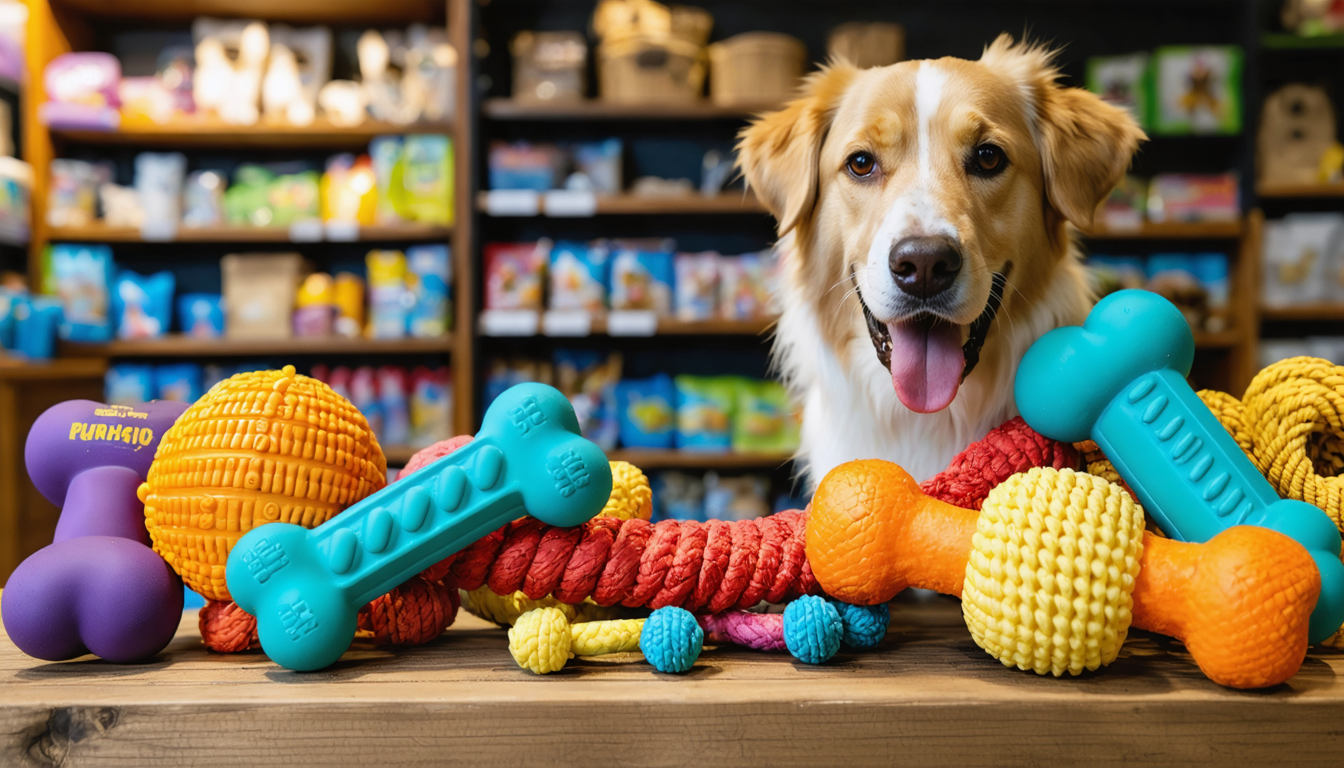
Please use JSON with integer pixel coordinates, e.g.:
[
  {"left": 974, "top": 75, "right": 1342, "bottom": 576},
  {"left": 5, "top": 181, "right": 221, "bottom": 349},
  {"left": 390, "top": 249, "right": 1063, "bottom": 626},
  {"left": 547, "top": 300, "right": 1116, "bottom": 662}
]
[{"left": 738, "top": 35, "right": 1144, "bottom": 487}]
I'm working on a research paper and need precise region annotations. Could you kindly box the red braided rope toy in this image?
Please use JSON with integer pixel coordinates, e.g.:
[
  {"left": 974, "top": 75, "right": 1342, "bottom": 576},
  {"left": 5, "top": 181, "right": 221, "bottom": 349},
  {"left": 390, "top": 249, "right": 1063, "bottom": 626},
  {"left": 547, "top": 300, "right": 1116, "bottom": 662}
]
[{"left": 200, "top": 417, "right": 1076, "bottom": 651}]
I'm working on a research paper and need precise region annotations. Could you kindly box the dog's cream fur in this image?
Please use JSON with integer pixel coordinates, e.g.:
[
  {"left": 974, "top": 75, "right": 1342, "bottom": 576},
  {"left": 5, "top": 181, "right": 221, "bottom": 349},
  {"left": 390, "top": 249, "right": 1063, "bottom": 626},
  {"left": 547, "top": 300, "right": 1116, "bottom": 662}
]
[{"left": 739, "top": 36, "right": 1144, "bottom": 487}]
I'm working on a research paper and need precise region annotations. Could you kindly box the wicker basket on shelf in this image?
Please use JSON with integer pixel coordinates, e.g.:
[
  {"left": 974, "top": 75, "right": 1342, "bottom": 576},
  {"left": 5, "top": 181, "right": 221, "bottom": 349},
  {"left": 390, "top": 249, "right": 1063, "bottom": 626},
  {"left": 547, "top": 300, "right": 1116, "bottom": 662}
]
[{"left": 708, "top": 33, "right": 806, "bottom": 108}]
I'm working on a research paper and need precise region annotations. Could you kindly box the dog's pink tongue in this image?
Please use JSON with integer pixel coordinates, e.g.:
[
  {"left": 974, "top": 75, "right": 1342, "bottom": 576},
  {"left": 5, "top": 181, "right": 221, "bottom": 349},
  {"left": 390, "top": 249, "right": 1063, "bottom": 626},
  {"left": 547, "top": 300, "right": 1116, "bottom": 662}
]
[{"left": 888, "top": 318, "right": 964, "bottom": 413}]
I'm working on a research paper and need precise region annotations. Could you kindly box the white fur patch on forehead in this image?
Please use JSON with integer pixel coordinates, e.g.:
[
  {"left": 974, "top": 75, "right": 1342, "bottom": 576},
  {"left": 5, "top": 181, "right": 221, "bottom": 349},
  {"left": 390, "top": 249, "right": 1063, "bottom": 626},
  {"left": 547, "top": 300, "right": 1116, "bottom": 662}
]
[{"left": 915, "top": 62, "right": 948, "bottom": 181}]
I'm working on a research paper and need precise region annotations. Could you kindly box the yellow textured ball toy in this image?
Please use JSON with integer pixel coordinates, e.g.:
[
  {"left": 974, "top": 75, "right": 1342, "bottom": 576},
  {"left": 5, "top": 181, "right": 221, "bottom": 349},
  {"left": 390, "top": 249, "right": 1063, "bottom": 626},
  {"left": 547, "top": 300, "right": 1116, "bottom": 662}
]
[
  {"left": 139, "top": 365, "right": 386, "bottom": 600},
  {"left": 602, "top": 460, "right": 652, "bottom": 521},
  {"left": 962, "top": 468, "right": 1145, "bottom": 677}
]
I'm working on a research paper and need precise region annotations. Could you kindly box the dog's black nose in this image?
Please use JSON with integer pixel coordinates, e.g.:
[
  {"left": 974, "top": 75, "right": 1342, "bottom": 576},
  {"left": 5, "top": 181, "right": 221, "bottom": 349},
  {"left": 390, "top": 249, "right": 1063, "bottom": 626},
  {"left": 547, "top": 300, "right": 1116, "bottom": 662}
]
[{"left": 889, "top": 236, "right": 963, "bottom": 299}]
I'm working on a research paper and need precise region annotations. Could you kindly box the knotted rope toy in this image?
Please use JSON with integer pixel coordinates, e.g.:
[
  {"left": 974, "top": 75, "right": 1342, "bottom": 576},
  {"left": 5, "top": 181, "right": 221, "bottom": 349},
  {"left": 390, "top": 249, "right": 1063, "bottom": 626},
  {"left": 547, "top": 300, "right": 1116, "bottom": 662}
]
[
  {"left": 808, "top": 461, "right": 1320, "bottom": 688},
  {"left": 698, "top": 597, "right": 888, "bottom": 664},
  {"left": 508, "top": 605, "right": 703, "bottom": 674}
]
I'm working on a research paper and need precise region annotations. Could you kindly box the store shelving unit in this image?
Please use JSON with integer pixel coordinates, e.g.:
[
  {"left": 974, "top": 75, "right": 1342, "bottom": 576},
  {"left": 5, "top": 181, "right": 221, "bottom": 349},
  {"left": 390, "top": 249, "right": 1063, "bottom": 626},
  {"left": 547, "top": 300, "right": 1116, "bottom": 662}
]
[{"left": 25, "top": 0, "right": 478, "bottom": 441}]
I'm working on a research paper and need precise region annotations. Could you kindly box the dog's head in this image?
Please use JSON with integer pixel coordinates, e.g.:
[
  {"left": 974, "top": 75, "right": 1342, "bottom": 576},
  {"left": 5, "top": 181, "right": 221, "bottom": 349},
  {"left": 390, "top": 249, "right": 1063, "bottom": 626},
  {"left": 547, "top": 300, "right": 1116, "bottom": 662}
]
[{"left": 740, "top": 35, "right": 1144, "bottom": 414}]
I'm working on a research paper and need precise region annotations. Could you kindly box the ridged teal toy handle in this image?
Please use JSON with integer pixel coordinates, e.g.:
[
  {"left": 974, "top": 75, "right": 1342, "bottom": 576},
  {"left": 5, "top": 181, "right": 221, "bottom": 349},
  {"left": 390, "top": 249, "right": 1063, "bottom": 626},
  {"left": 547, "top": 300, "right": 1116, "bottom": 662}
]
[
  {"left": 1016, "top": 290, "right": 1344, "bottom": 643},
  {"left": 225, "top": 382, "right": 613, "bottom": 671}
]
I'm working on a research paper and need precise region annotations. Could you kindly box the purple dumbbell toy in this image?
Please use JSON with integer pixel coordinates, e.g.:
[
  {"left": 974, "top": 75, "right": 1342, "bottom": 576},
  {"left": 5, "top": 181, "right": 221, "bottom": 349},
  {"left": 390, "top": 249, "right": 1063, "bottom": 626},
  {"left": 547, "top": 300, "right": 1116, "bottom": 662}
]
[{"left": 2, "top": 400, "right": 189, "bottom": 662}]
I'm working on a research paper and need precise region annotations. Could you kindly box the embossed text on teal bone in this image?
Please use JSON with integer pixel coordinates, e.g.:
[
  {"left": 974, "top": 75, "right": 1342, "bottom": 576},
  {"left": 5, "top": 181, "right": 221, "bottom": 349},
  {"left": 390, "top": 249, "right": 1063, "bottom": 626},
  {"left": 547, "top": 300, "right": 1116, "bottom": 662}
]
[
  {"left": 1014, "top": 289, "right": 1344, "bottom": 644},
  {"left": 224, "top": 382, "right": 614, "bottom": 671}
]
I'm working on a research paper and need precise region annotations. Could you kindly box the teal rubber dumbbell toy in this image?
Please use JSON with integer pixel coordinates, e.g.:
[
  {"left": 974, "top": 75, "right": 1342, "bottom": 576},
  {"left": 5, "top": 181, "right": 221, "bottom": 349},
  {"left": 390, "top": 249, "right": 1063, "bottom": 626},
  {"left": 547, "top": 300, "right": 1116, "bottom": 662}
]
[
  {"left": 1015, "top": 289, "right": 1344, "bottom": 644},
  {"left": 225, "top": 383, "right": 612, "bottom": 671}
]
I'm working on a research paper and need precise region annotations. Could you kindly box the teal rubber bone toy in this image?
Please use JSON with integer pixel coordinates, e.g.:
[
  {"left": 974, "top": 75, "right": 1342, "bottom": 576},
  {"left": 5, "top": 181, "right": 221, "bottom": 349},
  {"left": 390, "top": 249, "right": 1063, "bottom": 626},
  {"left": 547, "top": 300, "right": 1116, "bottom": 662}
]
[
  {"left": 225, "top": 383, "right": 613, "bottom": 671},
  {"left": 1015, "top": 289, "right": 1344, "bottom": 643}
]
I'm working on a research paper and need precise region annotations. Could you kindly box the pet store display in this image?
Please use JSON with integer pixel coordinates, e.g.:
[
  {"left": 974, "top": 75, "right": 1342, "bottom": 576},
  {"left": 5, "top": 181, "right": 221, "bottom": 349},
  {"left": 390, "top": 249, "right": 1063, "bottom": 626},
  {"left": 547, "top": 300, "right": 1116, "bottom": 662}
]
[
  {"left": 1085, "top": 252, "right": 1230, "bottom": 332},
  {"left": 40, "top": 19, "right": 456, "bottom": 130},
  {"left": 1261, "top": 213, "right": 1344, "bottom": 308}
]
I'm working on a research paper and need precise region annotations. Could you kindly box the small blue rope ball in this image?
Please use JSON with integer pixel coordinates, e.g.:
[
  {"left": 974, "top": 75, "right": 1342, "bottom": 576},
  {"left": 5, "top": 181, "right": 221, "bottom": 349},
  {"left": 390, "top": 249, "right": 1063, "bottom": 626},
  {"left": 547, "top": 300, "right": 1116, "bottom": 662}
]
[
  {"left": 640, "top": 606, "right": 703, "bottom": 673},
  {"left": 832, "top": 601, "right": 889, "bottom": 649},
  {"left": 782, "top": 595, "right": 843, "bottom": 664}
]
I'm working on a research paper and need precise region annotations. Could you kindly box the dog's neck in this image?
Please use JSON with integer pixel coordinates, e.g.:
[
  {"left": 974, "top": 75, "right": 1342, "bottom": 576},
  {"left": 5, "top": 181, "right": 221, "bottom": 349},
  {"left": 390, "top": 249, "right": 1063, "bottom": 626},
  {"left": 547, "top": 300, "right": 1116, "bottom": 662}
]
[{"left": 772, "top": 231, "right": 1092, "bottom": 489}]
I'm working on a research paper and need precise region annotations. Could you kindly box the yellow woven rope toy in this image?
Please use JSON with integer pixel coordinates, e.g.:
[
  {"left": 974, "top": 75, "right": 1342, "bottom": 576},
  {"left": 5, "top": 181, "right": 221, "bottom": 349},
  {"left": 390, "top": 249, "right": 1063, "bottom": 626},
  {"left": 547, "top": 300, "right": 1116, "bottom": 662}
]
[
  {"left": 601, "top": 461, "right": 653, "bottom": 521},
  {"left": 508, "top": 607, "right": 645, "bottom": 674}
]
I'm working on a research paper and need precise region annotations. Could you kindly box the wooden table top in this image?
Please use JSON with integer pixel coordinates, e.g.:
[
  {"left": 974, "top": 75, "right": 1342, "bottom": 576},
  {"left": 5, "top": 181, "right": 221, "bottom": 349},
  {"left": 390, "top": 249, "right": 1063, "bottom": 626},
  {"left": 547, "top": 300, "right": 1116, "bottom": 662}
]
[{"left": 2, "top": 593, "right": 1342, "bottom": 768}]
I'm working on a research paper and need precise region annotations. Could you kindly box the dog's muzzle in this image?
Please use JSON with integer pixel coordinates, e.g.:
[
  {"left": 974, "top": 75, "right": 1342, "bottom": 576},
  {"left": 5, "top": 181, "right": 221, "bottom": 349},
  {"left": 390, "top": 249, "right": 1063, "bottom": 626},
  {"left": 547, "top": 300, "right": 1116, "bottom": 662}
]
[{"left": 857, "top": 265, "right": 1011, "bottom": 382}]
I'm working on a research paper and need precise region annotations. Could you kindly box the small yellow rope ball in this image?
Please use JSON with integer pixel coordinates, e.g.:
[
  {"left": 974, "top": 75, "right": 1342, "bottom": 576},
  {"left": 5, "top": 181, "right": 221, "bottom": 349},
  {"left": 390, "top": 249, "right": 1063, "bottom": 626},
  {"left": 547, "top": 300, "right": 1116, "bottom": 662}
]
[
  {"left": 962, "top": 468, "right": 1145, "bottom": 677},
  {"left": 601, "top": 461, "right": 652, "bottom": 521},
  {"left": 508, "top": 607, "right": 574, "bottom": 674}
]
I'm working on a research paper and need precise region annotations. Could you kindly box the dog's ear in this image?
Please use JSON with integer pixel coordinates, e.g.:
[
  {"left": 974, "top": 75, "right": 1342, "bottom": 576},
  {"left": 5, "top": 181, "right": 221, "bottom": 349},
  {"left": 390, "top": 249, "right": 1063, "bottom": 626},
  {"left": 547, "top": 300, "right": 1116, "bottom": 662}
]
[
  {"left": 737, "top": 62, "right": 858, "bottom": 235},
  {"left": 981, "top": 35, "right": 1146, "bottom": 229}
]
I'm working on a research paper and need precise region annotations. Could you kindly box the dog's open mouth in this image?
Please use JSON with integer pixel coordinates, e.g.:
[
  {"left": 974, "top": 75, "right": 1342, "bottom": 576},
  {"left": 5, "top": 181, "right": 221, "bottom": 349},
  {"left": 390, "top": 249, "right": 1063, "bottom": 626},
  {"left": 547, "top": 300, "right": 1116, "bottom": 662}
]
[{"left": 856, "top": 267, "right": 1010, "bottom": 414}]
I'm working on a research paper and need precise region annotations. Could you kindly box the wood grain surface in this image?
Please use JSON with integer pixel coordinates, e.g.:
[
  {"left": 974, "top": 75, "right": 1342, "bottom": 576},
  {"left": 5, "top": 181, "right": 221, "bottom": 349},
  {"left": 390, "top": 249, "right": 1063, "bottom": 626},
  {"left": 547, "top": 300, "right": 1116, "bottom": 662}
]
[{"left": 2, "top": 594, "right": 1342, "bottom": 768}]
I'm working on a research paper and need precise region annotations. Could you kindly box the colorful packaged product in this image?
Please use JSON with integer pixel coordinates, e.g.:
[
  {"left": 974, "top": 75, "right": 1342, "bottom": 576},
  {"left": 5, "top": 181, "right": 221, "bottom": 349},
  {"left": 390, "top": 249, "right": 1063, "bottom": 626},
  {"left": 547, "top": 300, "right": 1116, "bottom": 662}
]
[
  {"left": 1194, "top": 253, "right": 1231, "bottom": 333},
  {"left": 366, "top": 249, "right": 410, "bottom": 339},
  {"left": 349, "top": 366, "right": 383, "bottom": 444},
  {"left": 549, "top": 240, "right": 608, "bottom": 312},
  {"left": 13, "top": 296, "right": 62, "bottom": 359},
  {"left": 615, "top": 374, "right": 676, "bottom": 449},
  {"left": 555, "top": 348, "right": 621, "bottom": 451},
  {"left": 1152, "top": 45, "right": 1243, "bottom": 135},
  {"left": 402, "top": 134, "right": 453, "bottom": 225},
  {"left": 321, "top": 153, "right": 377, "bottom": 225},
  {"left": 732, "top": 379, "right": 800, "bottom": 453},
  {"left": 378, "top": 366, "right": 411, "bottom": 446},
  {"left": 485, "top": 241, "right": 549, "bottom": 310},
  {"left": 1146, "top": 173, "right": 1239, "bottom": 223},
  {"left": 1146, "top": 254, "right": 1207, "bottom": 331},
  {"left": 333, "top": 272, "right": 366, "bottom": 337},
  {"left": 407, "top": 244, "right": 452, "bottom": 337},
  {"left": 0, "top": 156, "right": 32, "bottom": 245},
  {"left": 0, "top": 287, "right": 18, "bottom": 350},
  {"left": 718, "top": 252, "right": 773, "bottom": 320},
  {"left": 488, "top": 140, "right": 561, "bottom": 191},
  {"left": 610, "top": 246, "right": 674, "bottom": 313},
  {"left": 483, "top": 357, "right": 555, "bottom": 411},
  {"left": 293, "top": 272, "right": 336, "bottom": 337},
  {"left": 1098, "top": 176, "right": 1148, "bottom": 230},
  {"left": 325, "top": 365, "right": 353, "bottom": 402},
  {"left": 674, "top": 251, "right": 719, "bottom": 321},
  {"left": 176, "top": 293, "right": 225, "bottom": 339},
  {"left": 154, "top": 363, "right": 204, "bottom": 403},
  {"left": 221, "top": 252, "right": 302, "bottom": 339},
  {"left": 410, "top": 366, "right": 452, "bottom": 448},
  {"left": 703, "top": 473, "right": 771, "bottom": 522},
  {"left": 674, "top": 375, "right": 734, "bottom": 452},
  {"left": 105, "top": 364, "right": 156, "bottom": 406},
  {"left": 570, "top": 139, "right": 623, "bottom": 194},
  {"left": 1085, "top": 53, "right": 1150, "bottom": 129},
  {"left": 653, "top": 471, "right": 706, "bottom": 522},
  {"left": 1085, "top": 255, "right": 1147, "bottom": 299},
  {"left": 49, "top": 244, "right": 112, "bottom": 342},
  {"left": 182, "top": 170, "right": 226, "bottom": 228},
  {"left": 134, "top": 152, "right": 187, "bottom": 239},
  {"left": 113, "top": 270, "right": 175, "bottom": 340},
  {"left": 46, "top": 159, "right": 101, "bottom": 227},
  {"left": 369, "top": 135, "right": 407, "bottom": 224},
  {"left": 40, "top": 52, "right": 121, "bottom": 130},
  {"left": 1261, "top": 214, "right": 1344, "bottom": 307}
]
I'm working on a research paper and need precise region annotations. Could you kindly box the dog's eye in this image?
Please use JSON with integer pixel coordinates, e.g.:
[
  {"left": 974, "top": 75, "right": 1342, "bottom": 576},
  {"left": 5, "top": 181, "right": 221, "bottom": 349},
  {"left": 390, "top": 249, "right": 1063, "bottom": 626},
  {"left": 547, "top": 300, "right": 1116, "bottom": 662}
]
[
  {"left": 846, "top": 152, "right": 877, "bottom": 178},
  {"left": 970, "top": 144, "right": 1008, "bottom": 176}
]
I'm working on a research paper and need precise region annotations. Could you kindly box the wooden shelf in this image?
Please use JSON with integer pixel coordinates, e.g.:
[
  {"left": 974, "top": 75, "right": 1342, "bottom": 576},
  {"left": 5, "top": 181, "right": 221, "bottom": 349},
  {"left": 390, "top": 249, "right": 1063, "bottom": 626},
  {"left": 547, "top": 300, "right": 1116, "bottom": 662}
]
[
  {"left": 1256, "top": 182, "right": 1344, "bottom": 199},
  {"left": 0, "top": 355, "right": 107, "bottom": 381},
  {"left": 1080, "top": 221, "right": 1243, "bottom": 239},
  {"left": 480, "top": 314, "right": 775, "bottom": 338},
  {"left": 49, "top": 0, "right": 443, "bottom": 24},
  {"left": 1261, "top": 304, "right": 1344, "bottom": 321},
  {"left": 5, "top": 598, "right": 1344, "bottom": 767},
  {"left": 483, "top": 98, "right": 781, "bottom": 121},
  {"left": 383, "top": 445, "right": 419, "bottom": 466},
  {"left": 50, "top": 118, "right": 452, "bottom": 149},
  {"left": 49, "top": 223, "right": 453, "bottom": 244},
  {"left": 59, "top": 335, "right": 455, "bottom": 358},
  {"left": 608, "top": 449, "right": 793, "bottom": 469},
  {"left": 477, "top": 191, "right": 768, "bottom": 216},
  {"left": 1193, "top": 330, "right": 1243, "bottom": 348}
]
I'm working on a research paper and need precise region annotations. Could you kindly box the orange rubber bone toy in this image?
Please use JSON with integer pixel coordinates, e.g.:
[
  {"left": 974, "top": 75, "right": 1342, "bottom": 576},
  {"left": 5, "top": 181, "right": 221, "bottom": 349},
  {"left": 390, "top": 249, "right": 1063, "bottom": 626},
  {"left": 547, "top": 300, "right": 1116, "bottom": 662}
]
[{"left": 807, "top": 460, "right": 1320, "bottom": 689}]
